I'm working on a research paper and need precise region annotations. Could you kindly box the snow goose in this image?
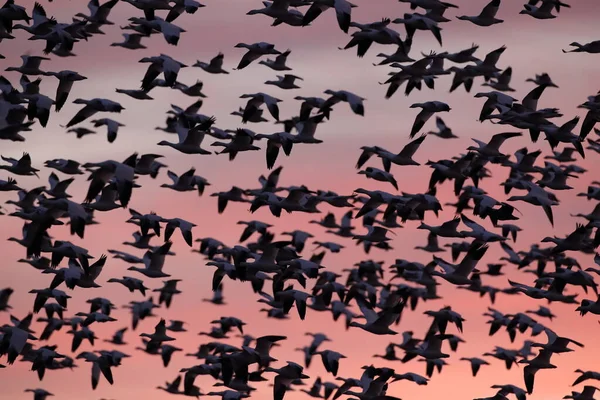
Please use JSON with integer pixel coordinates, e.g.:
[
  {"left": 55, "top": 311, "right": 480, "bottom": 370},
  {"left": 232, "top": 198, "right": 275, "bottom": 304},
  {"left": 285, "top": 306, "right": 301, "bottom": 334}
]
[
  {"left": 247, "top": 0, "right": 298, "bottom": 22},
  {"left": 418, "top": 217, "right": 464, "bottom": 238},
  {"left": 467, "top": 132, "right": 522, "bottom": 160},
  {"left": 482, "top": 66, "right": 514, "bottom": 92},
  {"left": 127, "top": 209, "right": 163, "bottom": 236},
  {"left": 91, "top": 118, "right": 125, "bottom": 143},
  {"left": 0, "top": 287, "right": 13, "bottom": 311},
  {"left": 162, "top": 217, "right": 196, "bottom": 246},
  {"left": 45, "top": 172, "right": 74, "bottom": 199},
  {"left": 375, "top": 40, "right": 415, "bottom": 66},
  {"left": 563, "top": 40, "right": 600, "bottom": 54},
  {"left": 258, "top": 49, "right": 292, "bottom": 71},
  {"left": 321, "top": 89, "right": 365, "bottom": 116},
  {"left": 525, "top": 305, "right": 555, "bottom": 321},
  {"left": 83, "top": 156, "right": 136, "bottom": 207},
  {"left": 84, "top": 183, "right": 120, "bottom": 212},
  {"left": 156, "top": 375, "right": 182, "bottom": 395},
  {"left": 74, "top": 0, "right": 119, "bottom": 25},
  {"left": 121, "top": 0, "right": 172, "bottom": 20},
  {"left": 460, "top": 357, "right": 490, "bottom": 377},
  {"left": 26, "top": 93, "right": 54, "bottom": 127},
  {"left": 231, "top": 107, "right": 268, "bottom": 123},
  {"left": 520, "top": 1, "right": 557, "bottom": 19},
  {"left": 398, "top": 0, "right": 457, "bottom": 9},
  {"left": 528, "top": 0, "right": 570, "bottom": 12},
  {"left": 166, "top": 0, "right": 206, "bottom": 22},
  {"left": 149, "top": 17, "right": 187, "bottom": 46},
  {"left": 206, "top": 389, "right": 250, "bottom": 399},
  {"left": 161, "top": 168, "right": 198, "bottom": 192},
  {"left": 301, "top": 0, "right": 356, "bottom": 33},
  {"left": 139, "top": 54, "right": 187, "bottom": 91},
  {"left": 292, "top": 113, "right": 326, "bottom": 144},
  {"left": 122, "top": 231, "right": 156, "bottom": 250},
  {"left": 313, "top": 241, "right": 344, "bottom": 253},
  {"left": 66, "top": 127, "right": 96, "bottom": 139},
  {"left": 44, "top": 159, "right": 84, "bottom": 175},
  {"left": 43, "top": 70, "right": 87, "bottom": 111},
  {"left": 519, "top": 348, "right": 556, "bottom": 394},
  {"left": 157, "top": 117, "right": 215, "bottom": 154},
  {"left": 212, "top": 128, "right": 261, "bottom": 160},
  {"left": 409, "top": 101, "right": 451, "bottom": 138},
  {"left": 531, "top": 328, "right": 584, "bottom": 354},
  {"left": 526, "top": 72, "right": 558, "bottom": 88},
  {"left": 111, "top": 33, "right": 147, "bottom": 50},
  {"left": 253, "top": 131, "right": 296, "bottom": 169},
  {"left": 237, "top": 220, "right": 273, "bottom": 242},
  {"left": 107, "top": 276, "right": 149, "bottom": 296},
  {"left": 194, "top": 52, "right": 229, "bottom": 74},
  {"left": 427, "top": 117, "right": 457, "bottom": 139},
  {"left": 314, "top": 350, "right": 346, "bottom": 376},
  {"left": 6, "top": 55, "right": 50, "bottom": 75},
  {"left": 211, "top": 186, "right": 249, "bottom": 214},
  {"left": 415, "top": 232, "right": 445, "bottom": 253},
  {"left": 12, "top": 2, "right": 53, "bottom": 35},
  {"left": 431, "top": 241, "right": 488, "bottom": 285},
  {"left": 564, "top": 386, "right": 600, "bottom": 400},
  {"left": 172, "top": 80, "right": 206, "bottom": 97},
  {"left": 0, "top": 153, "right": 39, "bottom": 177},
  {"left": 265, "top": 74, "right": 303, "bottom": 90},
  {"left": 340, "top": 24, "right": 404, "bottom": 58},
  {"left": 378, "top": 134, "right": 427, "bottom": 170},
  {"left": 355, "top": 146, "right": 385, "bottom": 169},
  {"left": 281, "top": 230, "right": 314, "bottom": 252},
  {"left": 266, "top": 361, "right": 309, "bottom": 400},
  {"left": 457, "top": 0, "right": 503, "bottom": 27},
  {"left": 348, "top": 299, "right": 402, "bottom": 335},
  {"left": 115, "top": 88, "right": 153, "bottom": 100},
  {"left": 134, "top": 153, "right": 166, "bottom": 177},
  {"left": 358, "top": 167, "right": 398, "bottom": 190},
  {"left": 65, "top": 98, "right": 124, "bottom": 128},
  {"left": 127, "top": 241, "right": 173, "bottom": 278},
  {"left": 24, "top": 388, "right": 54, "bottom": 400},
  {"left": 508, "top": 181, "right": 559, "bottom": 226},
  {"left": 393, "top": 13, "right": 443, "bottom": 46},
  {"left": 240, "top": 93, "right": 282, "bottom": 122},
  {"left": 235, "top": 42, "right": 281, "bottom": 70},
  {"left": 573, "top": 370, "right": 600, "bottom": 386}
]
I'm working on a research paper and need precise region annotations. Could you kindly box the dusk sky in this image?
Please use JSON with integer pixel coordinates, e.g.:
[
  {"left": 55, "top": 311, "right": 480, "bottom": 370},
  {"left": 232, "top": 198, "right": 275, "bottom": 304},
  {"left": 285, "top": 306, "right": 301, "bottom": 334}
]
[{"left": 1, "top": 0, "right": 600, "bottom": 399}]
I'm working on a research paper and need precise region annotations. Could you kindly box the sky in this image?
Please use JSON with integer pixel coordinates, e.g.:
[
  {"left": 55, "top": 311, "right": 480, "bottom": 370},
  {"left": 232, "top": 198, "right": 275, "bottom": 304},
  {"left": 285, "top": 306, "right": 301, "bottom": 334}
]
[{"left": 1, "top": 0, "right": 600, "bottom": 399}]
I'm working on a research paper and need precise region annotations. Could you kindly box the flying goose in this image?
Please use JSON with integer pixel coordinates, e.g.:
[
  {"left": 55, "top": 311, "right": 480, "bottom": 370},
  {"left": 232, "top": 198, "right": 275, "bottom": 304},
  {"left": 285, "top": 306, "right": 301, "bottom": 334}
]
[
  {"left": 127, "top": 241, "right": 173, "bottom": 278},
  {"left": 235, "top": 42, "right": 281, "bottom": 70},
  {"left": 457, "top": 0, "right": 503, "bottom": 27},
  {"left": 409, "top": 101, "right": 451, "bottom": 138},
  {"left": 259, "top": 49, "right": 292, "bottom": 71},
  {"left": 240, "top": 93, "right": 282, "bottom": 122},
  {"left": 265, "top": 74, "right": 303, "bottom": 90},
  {"left": 44, "top": 159, "right": 84, "bottom": 175},
  {"left": 302, "top": 0, "right": 356, "bottom": 33},
  {"left": 157, "top": 117, "right": 216, "bottom": 154},
  {"left": 520, "top": 1, "right": 557, "bottom": 19},
  {"left": 563, "top": 40, "right": 600, "bottom": 54},
  {"left": 65, "top": 98, "right": 125, "bottom": 128},
  {"left": 6, "top": 55, "right": 50, "bottom": 75},
  {"left": 111, "top": 33, "right": 147, "bottom": 49},
  {"left": 0, "top": 153, "right": 40, "bottom": 177},
  {"left": 321, "top": 89, "right": 365, "bottom": 116},
  {"left": 520, "top": 348, "right": 556, "bottom": 394}
]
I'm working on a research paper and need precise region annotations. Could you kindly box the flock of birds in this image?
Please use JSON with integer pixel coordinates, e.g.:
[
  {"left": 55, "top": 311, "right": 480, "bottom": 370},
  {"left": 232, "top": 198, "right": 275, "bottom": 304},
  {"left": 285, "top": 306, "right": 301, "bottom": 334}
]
[{"left": 1, "top": 0, "right": 600, "bottom": 399}]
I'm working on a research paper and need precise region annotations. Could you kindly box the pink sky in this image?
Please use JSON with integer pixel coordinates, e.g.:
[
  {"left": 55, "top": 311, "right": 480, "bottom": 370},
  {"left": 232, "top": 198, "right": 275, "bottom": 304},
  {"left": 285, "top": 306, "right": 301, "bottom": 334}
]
[{"left": 2, "top": 0, "right": 600, "bottom": 399}]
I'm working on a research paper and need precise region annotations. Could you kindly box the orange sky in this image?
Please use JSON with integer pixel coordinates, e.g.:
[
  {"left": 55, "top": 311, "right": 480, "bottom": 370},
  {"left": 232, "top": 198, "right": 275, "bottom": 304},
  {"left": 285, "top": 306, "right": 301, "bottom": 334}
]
[{"left": 1, "top": 0, "right": 600, "bottom": 399}]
